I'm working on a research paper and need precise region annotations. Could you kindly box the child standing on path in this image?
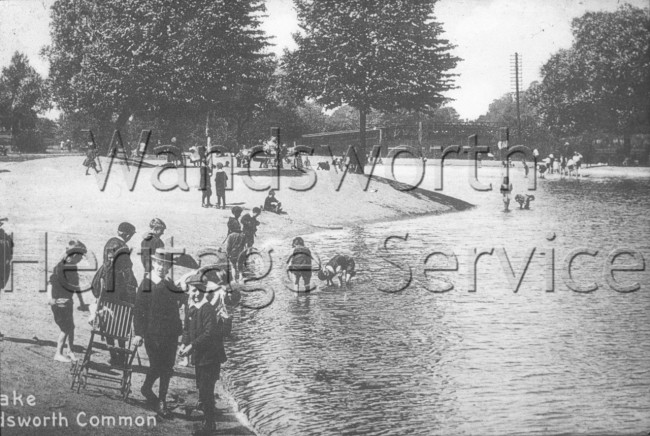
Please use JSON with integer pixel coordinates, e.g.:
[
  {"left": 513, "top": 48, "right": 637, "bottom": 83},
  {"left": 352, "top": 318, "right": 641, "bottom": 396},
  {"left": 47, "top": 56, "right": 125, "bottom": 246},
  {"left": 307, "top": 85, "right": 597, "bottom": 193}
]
[
  {"left": 83, "top": 145, "right": 100, "bottom": 175},
  {"left": 199, "top": 160, "right": 213, "bottom": 208},
  {"left": 214, "top": 163, "right": 228, "bottom": 209},
  {"left": 179, "top": 273, "right": 227, "bottom": 435},
  {"left": 48, "top": 240, "right": 87, "bottom": 363}
]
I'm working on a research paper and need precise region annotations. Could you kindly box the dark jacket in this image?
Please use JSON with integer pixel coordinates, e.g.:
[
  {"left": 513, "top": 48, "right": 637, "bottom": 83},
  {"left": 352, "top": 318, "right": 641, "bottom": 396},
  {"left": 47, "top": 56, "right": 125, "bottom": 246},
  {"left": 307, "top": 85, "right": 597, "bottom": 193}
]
[
  {"left": 227, "top": 217, "right": 241, "bottom": 235},
  {"left": 50, "top": 261, "right": 80, "bottom": 301},
  {"left": 182, "top": 302, "right": 227, "bottom": 367},
  {"left": 264, "top": 195, "right": 279, "bottom": 210},
  {"left": 101, "top": 237, "right": 137, "bottom": 303},
  {"left": 214, "top": 170, "right": 228, "bottom": 190},
  {"left": 289, "top": 247, "right": 312, "bottom": 271},
  {"left": 225, "top": 232, "right": 248, "bottom": 264},
  {"left": 140, "top": 233, "right": 164, "bottom": 273},
  {"left": 199, "top": 165, "right": 212, "bottom": 191},
  {"left": 0, "top": 228, "right": 14, "bottom": 289},
  {"left": 134, "top": 277, "right": 185, "bottom": 339}
]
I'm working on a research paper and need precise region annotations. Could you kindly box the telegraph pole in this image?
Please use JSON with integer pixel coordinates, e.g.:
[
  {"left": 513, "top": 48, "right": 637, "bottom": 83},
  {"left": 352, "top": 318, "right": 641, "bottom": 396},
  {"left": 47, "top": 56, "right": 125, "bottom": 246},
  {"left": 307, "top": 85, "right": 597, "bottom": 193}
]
[{"left": 510, "top": 52, "right": 522, "bottom": 142}]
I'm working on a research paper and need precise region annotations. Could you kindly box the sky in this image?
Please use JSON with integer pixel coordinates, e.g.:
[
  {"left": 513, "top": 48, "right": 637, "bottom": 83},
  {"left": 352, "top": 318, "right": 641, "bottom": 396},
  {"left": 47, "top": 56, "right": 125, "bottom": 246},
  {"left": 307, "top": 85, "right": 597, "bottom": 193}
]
[{"left": 1, "top": 0, "right": 647, "bottom": 120}]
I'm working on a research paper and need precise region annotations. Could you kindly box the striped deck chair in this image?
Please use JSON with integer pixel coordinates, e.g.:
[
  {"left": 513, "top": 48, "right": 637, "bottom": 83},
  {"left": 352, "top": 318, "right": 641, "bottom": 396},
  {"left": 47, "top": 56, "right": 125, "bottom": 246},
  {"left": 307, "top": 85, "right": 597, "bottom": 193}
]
[{"left": 71, "top": 298, "right": 140, "bottom": 400}]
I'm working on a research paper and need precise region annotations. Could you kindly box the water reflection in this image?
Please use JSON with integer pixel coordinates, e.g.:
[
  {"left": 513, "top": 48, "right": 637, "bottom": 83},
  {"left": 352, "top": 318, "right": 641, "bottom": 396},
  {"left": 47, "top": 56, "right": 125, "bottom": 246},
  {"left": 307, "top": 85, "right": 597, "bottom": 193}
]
[{"left": 226, "top": 168, "right": 650, "bottom": 436}]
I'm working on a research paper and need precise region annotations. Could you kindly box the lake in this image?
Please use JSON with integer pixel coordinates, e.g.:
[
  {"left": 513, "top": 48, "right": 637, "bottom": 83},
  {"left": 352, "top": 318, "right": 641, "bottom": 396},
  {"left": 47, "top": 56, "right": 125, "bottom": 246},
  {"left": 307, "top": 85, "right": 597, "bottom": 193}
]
[{"left": 224, "top": 164, "right": 650, "bottom": 435}]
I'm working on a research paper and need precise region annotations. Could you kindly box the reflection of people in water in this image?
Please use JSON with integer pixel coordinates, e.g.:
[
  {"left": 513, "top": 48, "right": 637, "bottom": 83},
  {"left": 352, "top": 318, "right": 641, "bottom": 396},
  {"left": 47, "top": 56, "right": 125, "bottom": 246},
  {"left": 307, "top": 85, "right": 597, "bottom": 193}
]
[{"left": 500, "top": 176, "right": 512, "bottom": 211}]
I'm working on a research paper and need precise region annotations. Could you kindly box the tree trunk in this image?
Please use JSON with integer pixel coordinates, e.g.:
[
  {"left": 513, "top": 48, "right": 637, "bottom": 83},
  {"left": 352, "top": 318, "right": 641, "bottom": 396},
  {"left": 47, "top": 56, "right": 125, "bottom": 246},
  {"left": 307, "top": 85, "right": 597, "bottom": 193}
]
[
  {"left": 623, "top": 133, "right": 632, "bottom": 159},
  {"left": 110, "top": 108, "right": 132, "bottom": 153},
  {"left": 357, "top": 108, "right": 367, "bottom": 174},
  {"left": 236, "top": 119, "right": 245, "bottom": 151}
]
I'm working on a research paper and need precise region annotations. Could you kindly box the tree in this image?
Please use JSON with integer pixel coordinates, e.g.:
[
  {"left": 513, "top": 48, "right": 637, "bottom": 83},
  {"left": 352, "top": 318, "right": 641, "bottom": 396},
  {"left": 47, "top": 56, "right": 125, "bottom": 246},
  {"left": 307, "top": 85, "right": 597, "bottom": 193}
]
[
  {"left": 46, "top": 0, "right": 271, "bottom": 149},
  {"left": 476, "top": 88, "right": 558, "bottom": 155},
  {"left": 529, "top": 4, "right": 650, "bottom": 156},
  {"left": 283, "top": 0, "right": 459, "bottom": 172},
  {"left": 0, "top": 52, "right": 49, "bottom": 151}
]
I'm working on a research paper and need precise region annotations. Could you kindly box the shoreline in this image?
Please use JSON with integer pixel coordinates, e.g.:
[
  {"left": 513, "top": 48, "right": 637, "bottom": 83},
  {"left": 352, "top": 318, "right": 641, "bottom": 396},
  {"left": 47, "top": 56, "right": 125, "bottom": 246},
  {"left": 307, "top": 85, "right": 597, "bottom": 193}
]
[{"left": 0, "top": 155, "right": 472, "bottom": 436}]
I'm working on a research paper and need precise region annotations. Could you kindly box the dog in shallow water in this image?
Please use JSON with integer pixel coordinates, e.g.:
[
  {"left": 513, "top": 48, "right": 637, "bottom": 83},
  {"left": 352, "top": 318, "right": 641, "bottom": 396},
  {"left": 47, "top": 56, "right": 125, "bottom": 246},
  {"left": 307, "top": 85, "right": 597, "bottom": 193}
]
[
  {"left": 316, "top": 161, "right": 331, "bottom": 171},
  {"left": 318, "top": 254, "right": 356, "bottom": 286},
  {"left": 515, "top": 194, "right": 535, "bottom": 209}
]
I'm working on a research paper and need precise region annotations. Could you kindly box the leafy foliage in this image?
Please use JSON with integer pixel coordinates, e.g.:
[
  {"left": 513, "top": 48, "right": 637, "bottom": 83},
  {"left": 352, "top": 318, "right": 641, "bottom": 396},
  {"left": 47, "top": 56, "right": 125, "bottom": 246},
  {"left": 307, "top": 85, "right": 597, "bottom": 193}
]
[
  {"left": 45, "top": 0, "right": 272, "bottom": 147},
  {"left": 529, "top": 4, "right": 650, "bottom": 139},
  {"left": 0, "top": 52, "right": 49, "bottom": 151},
  {"left": 283, "top": 0, "right": 459, "bottom": 170}
]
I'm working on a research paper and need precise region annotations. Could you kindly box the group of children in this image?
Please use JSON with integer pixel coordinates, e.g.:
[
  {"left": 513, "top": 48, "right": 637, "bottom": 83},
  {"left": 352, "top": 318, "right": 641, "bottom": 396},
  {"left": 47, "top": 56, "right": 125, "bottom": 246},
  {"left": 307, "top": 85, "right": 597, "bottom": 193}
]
[
  {"left": 287, "top": 237, "right": 357, "bottom": 292},
  {"left": 200, "top": 161, "right": 229, "bottom": 209},
  {"left": 537, "top": 151, "right": 584, "bottom": 179},
  {"left": 46, "top": 222, "right": 233, "bottom": 433}
]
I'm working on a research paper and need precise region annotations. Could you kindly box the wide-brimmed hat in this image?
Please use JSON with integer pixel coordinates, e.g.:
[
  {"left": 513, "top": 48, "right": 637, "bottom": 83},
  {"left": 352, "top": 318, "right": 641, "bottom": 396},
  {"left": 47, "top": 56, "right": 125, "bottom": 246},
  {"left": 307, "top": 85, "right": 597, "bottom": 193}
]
[
  {"left": 151, "top": 248, "right": 174, "bottom": 264},
  {"left": 185, "top": 271, "right": 207, "bottom": 290},
  {"left": 149, "top": 218, "right": 166, "bottom": 230},
  {"left": 118, "top": 222, "right": 136, "bottom": 234},
  {"left": 65, "top": 239, "right": 87, "bottom": 256},
  {"left": 0, "top": 217, "right": 7, "bottom": 226}
]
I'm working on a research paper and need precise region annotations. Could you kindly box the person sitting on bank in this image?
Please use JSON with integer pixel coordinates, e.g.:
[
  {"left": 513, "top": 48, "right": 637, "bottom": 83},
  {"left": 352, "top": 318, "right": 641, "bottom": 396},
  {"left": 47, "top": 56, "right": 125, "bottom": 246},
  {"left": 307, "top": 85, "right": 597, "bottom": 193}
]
[
  {"left": 263, "top": 190, "right": 283, "bottom": 214},
  {"left": 48, "top": 240, "right": 88, "bottom": 363}
]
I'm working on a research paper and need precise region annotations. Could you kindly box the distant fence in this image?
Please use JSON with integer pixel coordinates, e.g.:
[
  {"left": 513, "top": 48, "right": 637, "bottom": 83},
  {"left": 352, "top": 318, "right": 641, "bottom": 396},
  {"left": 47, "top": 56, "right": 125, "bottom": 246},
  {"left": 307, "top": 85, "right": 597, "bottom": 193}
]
[{"left": 300, "top": 122, "right": 506, "bottom": 158}]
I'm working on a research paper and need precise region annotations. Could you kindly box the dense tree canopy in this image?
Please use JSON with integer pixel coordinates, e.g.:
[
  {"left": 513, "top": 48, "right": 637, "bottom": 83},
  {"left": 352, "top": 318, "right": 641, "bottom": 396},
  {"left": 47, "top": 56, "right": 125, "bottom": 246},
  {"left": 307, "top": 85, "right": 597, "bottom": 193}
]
[
  {"left": 283, "top": 0, "right": 459, "bottom": 171},
  {"left": 529, "top": 4, "right": 649, "bottom": 148},
  {"left": 45, "top": 0, "right": 271, "bottom": 148},
  {"left": 0, "top": 52, "right": 49, "bottom": 151}
]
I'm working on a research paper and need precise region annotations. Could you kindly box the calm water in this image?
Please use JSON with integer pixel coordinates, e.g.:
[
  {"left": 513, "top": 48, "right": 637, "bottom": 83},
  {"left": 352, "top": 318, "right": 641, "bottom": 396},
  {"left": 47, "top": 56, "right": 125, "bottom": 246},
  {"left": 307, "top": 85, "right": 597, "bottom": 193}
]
[{"left": 226, "top": 166, "right": 650, "bottom": 436}]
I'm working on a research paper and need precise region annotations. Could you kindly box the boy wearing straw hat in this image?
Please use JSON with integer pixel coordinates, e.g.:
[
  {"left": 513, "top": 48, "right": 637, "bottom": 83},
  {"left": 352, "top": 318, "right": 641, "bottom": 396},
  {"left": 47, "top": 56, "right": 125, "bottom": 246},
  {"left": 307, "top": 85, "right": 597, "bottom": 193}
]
[{"left": 179, "top": 271, "right": 227, "bottom": 434}]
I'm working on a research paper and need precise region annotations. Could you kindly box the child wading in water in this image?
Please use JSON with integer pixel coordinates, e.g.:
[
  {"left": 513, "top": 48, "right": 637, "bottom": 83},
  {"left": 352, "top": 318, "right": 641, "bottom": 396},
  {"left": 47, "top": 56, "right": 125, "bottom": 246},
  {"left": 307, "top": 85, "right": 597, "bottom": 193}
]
[
  {"left": 500, "top": 176, "right": 513, "bottom": 211},
  {"left": 288, "top": 237, "right": 313, "bottom": 292},
  {"left": 48, "top": 240, "right": 88, "bottom": 362}
]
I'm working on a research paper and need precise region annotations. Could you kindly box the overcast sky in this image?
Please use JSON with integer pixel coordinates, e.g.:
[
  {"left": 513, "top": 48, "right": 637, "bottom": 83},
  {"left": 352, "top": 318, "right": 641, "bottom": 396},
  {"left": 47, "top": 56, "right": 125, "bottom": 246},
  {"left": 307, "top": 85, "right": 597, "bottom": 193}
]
[{"left": 1, "top": 0, "right": 647, "bottom": 120}]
